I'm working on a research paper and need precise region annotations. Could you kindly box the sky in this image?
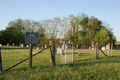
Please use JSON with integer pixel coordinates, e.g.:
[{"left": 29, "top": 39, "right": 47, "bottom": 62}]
[{"left": 0, "top": 0, "right": 120, "bottom": 41}]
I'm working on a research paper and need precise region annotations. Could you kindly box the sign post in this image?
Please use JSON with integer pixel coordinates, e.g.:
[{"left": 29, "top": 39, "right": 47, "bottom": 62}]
[
  {"left": 25, "top": 32, "right": 38, "bottom": 69},
  {"left": 29, "top": 44, "right": 32, "bottom": 68}
]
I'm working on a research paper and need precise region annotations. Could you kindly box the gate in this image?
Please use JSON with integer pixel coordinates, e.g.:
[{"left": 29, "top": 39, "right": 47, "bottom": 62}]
[{"left": 55, "top": 42, "right": 74, "bottom": 65}]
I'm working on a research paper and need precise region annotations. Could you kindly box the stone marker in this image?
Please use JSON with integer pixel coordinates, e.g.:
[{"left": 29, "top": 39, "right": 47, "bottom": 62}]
[
  {"left": 0, "top": 44, "right": 2, "bottom": 47},
  {"left": 26, "top": 45, "right": 29, "bottom": 47},
  {"left": 76, "top": 44, "right": 78, "bottom": 49},
  {"left": 106, "top": 45, "right": 108, "bottom": 50},
  {"left": 21, "top": 44, "right": 24, "bottom": 47},
  {"left": 62, "top": 42, "right": 67, "bottom": 49},
  {"left": 7, "top": 43, "right": 9, "bottom": 46},
  {"left": 13, "top": 43, "right": 15, "bottom": 46},
  {"left": 56, "top": 47, "right": 64, "bottom": 55},
  {"left": 36, "top": 47, "right": 39, "bottom": 50},
  {"left": 89, "top": 46, "right": 91, "bottom": 49},
  {"left": 45, "top": 45, "right": 47, "bottom": 48},
  {"left": 102, "top": 47, "right": 105, "bottom": 50}
]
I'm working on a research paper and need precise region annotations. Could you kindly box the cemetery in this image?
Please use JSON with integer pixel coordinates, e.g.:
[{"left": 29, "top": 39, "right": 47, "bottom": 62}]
[{"left": 0, "top": 2, "right": 119, "bottom": 79}]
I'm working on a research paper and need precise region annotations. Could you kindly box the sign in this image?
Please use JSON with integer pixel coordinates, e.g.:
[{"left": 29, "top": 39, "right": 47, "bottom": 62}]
[{"left": 25, "top": 32, "right": 38, "bottom": 44}]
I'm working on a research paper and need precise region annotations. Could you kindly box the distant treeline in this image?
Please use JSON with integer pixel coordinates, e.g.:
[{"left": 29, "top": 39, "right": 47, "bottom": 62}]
[{"left": 0, "top": 12, "right": 116, "bottom": 47}]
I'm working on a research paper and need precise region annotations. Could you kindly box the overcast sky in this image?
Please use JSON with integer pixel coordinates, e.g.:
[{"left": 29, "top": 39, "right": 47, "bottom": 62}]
[{"left": 0, "top": 0, "right": 120, "bottom": 41}]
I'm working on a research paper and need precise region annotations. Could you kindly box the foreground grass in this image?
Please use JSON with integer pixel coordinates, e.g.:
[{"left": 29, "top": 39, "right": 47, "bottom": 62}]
[{"left": 0, "top": 46, "right": 120, "bottom": 80}]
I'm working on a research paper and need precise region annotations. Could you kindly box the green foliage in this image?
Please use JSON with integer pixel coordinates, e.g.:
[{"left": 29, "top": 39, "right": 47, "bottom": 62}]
[
  {"left": 0, "top": 13, "right": 116, "bottom": 47},
  {"left": 66, "top": 14, "right": 116, "bottom": 46},
  {"left": 0, "top": 27, "right": 24, "bottom": 45}
]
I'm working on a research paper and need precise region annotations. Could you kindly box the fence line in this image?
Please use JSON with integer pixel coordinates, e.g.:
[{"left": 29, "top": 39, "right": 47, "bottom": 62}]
[
  {"left": 98, "top": 47, "right": 107, "bottom": 57},
  {"left": 4, "top": 45, "right": 51, "bottom": 72}
]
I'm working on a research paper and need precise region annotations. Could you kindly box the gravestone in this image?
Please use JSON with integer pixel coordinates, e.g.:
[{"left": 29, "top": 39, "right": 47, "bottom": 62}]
[
  {"left": 21, "top": 44, "right": 24, "bottom": 47},
  {"left": 62, "top": 42, "right": 67, "bottom": 49},
  {"left": 106, "top": 45, "right": 108, "bottom": 49},
  {"left": 45, "top": 45, "right": 47, "bottom": 48},
  {"left": 13, "top": 43, "right": 15, "bottom": 46},
  {"left": 102, "top": 47, "right": 105, "bottom": 50},
  {"left": 42, "top": 46, "right": 43, "bottom": 48},
  {"left": 89, "top": 46, "right": 91, "bottom": 49},
  {"left": 56, "top": 47, "right": 64, "bottom": 55},
  {"left": 7, "top": 43, "right": 9, "bottom": 46},
  {"left": 26, "top": 45, "right": 29, "bottom": 47},
  {"left": 36, "top": 47, "right": 39, "bottom": 50},
  {"left": 0, "top": 44, "right": 2, "bottom": 47},
  {"left": 91, "top": 41, "right": 94, "bottom": 49},
  {"left": 19, "top": 43, "right": 21, "bottom": 47},
  {"left": 76, "top": 44, "right": 78, "bottom": 49}
]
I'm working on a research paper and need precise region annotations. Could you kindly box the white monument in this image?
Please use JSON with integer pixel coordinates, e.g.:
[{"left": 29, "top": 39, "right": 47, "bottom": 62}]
[
  {"left": 21, "top": 44, "right": 24, "bottom": 47},
  {"left": 36, "top": 47, "right": 39, "bottom": 50},
  {"left": 26, "top": 45, "right": 29, "bottom": 47},
  {"left": 102, "top": 47, "right": 106, "bottom": 50},
  {"left": 45, "top": 44, "right": 47, "bottom": 48},
  {"left": 13, "top": 43, "right": 15, "bottom": 46},
  {"left": 0, "top": 44, "right": 2, "bottom": 47},
  {"left": 76, "top": 44, "right": 78, "bottom": 49},
  {"left": 106, "top": 45, "right": 108, "bottom": 49},
  {"left": 56, "top": 47, "right": 64, "bottom": 55},
  {"left": 7, "top": 43, "right": 9, "bottom": 46}
]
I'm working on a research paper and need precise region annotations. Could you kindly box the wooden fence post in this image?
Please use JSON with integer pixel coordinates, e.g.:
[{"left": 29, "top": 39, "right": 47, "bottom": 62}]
[
  {"left": 0, "top": 46, "right": 3, "bottom": 71},
  {"left": 49, "top": 40, "right": 55, "bottom": 66},
  {"left": 95, "top": 43, "right": 99, "bottom": 59},
  {"left": 111, "top": 44, "right": 113, "bottom": 57},
  {"left": 29, "top": 44, "right": 32, "bottom": 69},
  {"left": 108, "top": 44, "right": 110, "bottom": 56}
]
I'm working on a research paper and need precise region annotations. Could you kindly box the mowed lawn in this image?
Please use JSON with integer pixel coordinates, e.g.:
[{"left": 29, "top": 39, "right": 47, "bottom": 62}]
[{"left": 0, "top": 46, "right": 120, "bottom": 80}]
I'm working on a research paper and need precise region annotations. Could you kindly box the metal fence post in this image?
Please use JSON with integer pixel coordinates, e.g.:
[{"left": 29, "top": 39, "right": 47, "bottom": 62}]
[
  {"left": 108, "top": 44, "right": 110, "bottom": 56},
  {"left": 0, "top": 46, "right": 3, "bottom": 71}
]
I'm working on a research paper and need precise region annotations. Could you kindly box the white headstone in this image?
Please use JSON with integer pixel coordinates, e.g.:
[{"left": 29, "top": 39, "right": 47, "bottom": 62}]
[
  {"left": 0, "top": 44, "right": 2, "bottom": 47},
  {"left": 89, "top": 46, "right": 91, "bottom": 49},
  {"left": 102, "top": 47, "right": 105, "bottom": 50},
  {"left": 26, "top": 45, "right": 29, "bottom": 47},
  {"left": 7, "top": 43, "right": 9, "bottom": 46},
  {"left": 76, "top": 44, "right": 78, "bottom": 49},
  {"left": 21, "top": 44, "right": 24, "bottom": 47},
  {"left": 106, "top": 45, "right": 108, "bottom": 49},
  {"left": 13, "top": 43, "right": 15, "bottom": 46},
  {"left": 62, "top": 42, "right": 65, "bottom": 49},
  {"left": 56, "top": 47, "right": 64, "bottom": 55},
  {"left": 45, "top": 45, "right": 47, "bottom": 48},
  {"left": 36, "top": 47, "right": 39, "bottom": 50}
]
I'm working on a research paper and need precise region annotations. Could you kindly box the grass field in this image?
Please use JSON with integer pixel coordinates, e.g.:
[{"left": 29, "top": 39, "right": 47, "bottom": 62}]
[{"left": 0, "top": 46, "right": 120, "bottom": 80}]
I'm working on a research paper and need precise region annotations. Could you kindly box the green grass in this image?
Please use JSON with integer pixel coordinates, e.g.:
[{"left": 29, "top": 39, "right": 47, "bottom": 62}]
[{"left": 0, "top": 46, "right": 120, "bottom": 80}]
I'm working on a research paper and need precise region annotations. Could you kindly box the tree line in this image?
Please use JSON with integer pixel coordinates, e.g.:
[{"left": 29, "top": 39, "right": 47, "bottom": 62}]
[{"left": 0, "top": 13, "right": 116, "bottom": 47}]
